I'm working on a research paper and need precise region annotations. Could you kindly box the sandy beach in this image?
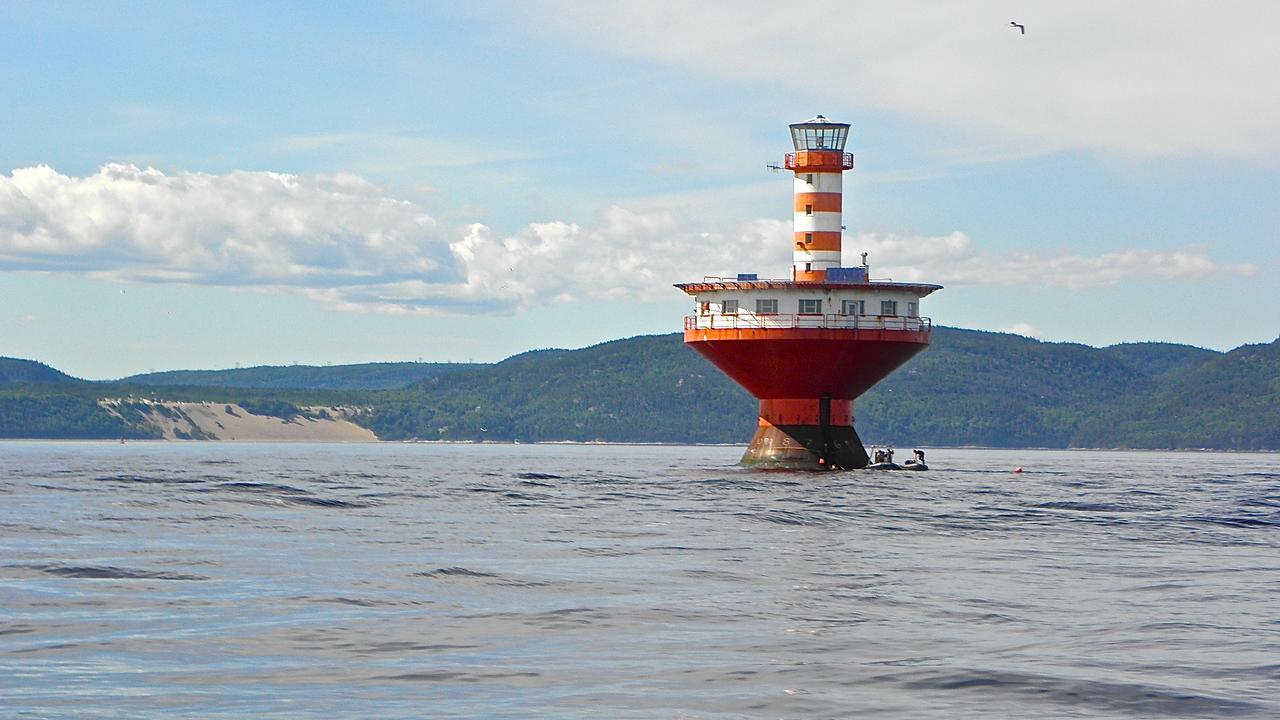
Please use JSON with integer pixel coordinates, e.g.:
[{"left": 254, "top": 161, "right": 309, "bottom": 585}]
[{"left": 100, "top": 400, "right": 377, "bottom": 442}]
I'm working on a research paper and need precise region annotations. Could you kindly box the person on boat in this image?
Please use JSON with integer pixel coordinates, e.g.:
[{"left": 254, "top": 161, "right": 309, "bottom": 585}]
[{"left": 913, "top": 449, "right": 925, "bottom": 464}]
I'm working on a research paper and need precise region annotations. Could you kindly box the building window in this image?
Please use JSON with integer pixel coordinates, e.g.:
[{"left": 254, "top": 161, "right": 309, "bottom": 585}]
[
  {"left": 722, "top": 299, "right": 738, "bottom": 314},
  {"left": 907, "top": 301, "right": 918, "bottom": 317},
  {"left": 755, "top": 299, "right": 778, "bottom": 315},
  {"left": 881, "top": 300, "right": 898, "bottom": 316},
  {"left": 804, "top": 232, "right": 813, "bottom": 244},
  {"left": 804, "top": 262, "right": 811, "bottom": 271},
  {"left": 841, "top": 300, "right": 863, "bottom": 315},
  {"left": 805, "top": 204, "right": 813, "bottom": 216},
  {"left": 799, "top": 299, "right": 822, "bottom": 314},
  {"left": 700, "top": 302, "right": 711, "bottom": 315}
]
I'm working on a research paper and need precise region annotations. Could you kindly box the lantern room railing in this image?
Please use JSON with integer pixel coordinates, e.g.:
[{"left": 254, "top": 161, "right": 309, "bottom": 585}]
[
  {"left": 784, "top": 152, "right": 855, "bottom": 171},
  {"left": 685, "top": 314, "right": 931, "bottom": 332}
]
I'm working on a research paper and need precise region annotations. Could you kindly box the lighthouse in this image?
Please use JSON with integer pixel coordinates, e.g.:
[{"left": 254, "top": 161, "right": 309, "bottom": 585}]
[{"left": 676, "top": 116, "right": 941, "bottom": 470}]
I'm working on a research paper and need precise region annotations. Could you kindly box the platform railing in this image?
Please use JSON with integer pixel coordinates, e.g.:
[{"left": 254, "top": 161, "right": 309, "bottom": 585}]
[
  {"left": 784, "top": 152, "right": 855, "bottom": 170},
  {"left": 684, "top": 314, "right": 932, "bottom": 332}
]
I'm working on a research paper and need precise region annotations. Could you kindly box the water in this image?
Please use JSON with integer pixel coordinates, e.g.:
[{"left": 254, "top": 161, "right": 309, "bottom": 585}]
[{"left": 1, "top": 442, "right": 1277, "bottom": 719}]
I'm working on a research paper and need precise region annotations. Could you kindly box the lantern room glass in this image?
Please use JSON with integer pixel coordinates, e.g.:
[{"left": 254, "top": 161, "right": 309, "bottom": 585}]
[{"left": 790, "top": 124, "right": 849, "bottom": 151}]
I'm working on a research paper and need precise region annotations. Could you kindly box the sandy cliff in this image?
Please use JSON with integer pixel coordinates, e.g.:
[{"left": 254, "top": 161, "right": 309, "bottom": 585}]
[{"left": 100, "top": 400, "right": 377, "bottom": 441}]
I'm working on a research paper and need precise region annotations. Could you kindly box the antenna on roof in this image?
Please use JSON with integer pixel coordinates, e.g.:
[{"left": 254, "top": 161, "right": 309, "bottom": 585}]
[{"left": 766, "top": 162, "right": 783, "bottom": 172}]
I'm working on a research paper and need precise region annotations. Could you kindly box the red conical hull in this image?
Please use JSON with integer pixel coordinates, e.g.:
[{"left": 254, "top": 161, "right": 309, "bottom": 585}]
[
  {"left": 683, "top": 327, "right": 929, "bottom": 400},
  {"left": 684, "top": 326, "right": 930, "bottom": 470}
]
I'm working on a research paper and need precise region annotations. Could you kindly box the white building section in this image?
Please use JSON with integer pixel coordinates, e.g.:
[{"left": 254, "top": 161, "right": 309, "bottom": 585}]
[
  {"left": 792, "top": 211, "right": 842, "bottom": 233},
  {"left": 793, "top": 174, "right": 842, "bottom": 195},
  {"left": 688, "top": 283, "right": 931, "bottom": 331},
  {"left": 791, "top": 250, "right": 842, "bottom": 266}
]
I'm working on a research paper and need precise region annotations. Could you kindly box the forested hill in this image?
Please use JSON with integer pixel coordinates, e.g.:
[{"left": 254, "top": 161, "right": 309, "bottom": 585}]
[
  {"left": 0, "top": 357, "right": 81, "bottom": 385},
  {"left": 853, "top": 329, "right": 1225, "bottom": 448},
  {"left": 121, "top": 361, "right": 483, "bottom": 390},
  {"left": 360, "top": 327, "right": 1254, "bottom": 448},
  {"left": 5, "top": 329, "right": 1278, "bottom": 450},
  {"left": 1072, "top": 337, "right": 1280, "bottom": 450},
  {"left": 360, "top": 336, "right": 747, "bottom": 444}
]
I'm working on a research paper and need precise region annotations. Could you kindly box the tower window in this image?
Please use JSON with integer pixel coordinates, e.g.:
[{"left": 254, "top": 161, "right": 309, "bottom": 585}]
[
  {"left": 799, "top": 299, "right": 821, "bottom": 314},
  {"left": 804, "top": 232, "right": 813, "bottom": 244},
  {"left": 880, "top": 300, "right": 898, "bottom": 316},
  {"left": 806, "top": 174, "right": 814, "bottom": 184},
  {"left": 805, "top": 204, "right": 813, "bottom": 216},
  {"left": 755, "top": 299, "right": 778, "bottom": 315}
]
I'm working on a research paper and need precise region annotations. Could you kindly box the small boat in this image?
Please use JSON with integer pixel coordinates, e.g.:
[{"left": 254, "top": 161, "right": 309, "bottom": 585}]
[
  {"left": 868, "top": 447, "right": 899, "bottom": 470},
  {"left": 867, "top": 461, "right": 902, "bottom": 470},
  {"left": 903, "top": 449, "right": 928, "bottom": 470},
  {"left": 867, "top": 448, "right": 928, "bottom": 471}
]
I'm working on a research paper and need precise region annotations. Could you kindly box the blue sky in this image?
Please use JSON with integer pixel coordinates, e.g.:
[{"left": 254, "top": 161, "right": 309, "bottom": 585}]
[{"left": 2, "top": 1, "right": 1277, "bottom": 378}]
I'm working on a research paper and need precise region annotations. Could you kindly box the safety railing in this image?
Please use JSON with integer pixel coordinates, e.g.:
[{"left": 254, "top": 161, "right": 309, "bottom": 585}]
[
  {"left": 684, "top": 314, "right": 931, "bottom": 332},
  {"left": 784, "top": 152, "right": 855, "bottom": 170}
]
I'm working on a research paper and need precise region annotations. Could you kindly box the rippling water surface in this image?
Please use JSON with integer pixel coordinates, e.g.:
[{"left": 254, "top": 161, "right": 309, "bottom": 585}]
[{"left": 2, "top": 442, "right": 1278, "bottom": 718}]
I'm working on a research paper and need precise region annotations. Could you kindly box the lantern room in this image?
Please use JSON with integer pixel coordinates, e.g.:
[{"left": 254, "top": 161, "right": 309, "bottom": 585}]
[{"left": 789, "top": 115, "right": 850, "bottom": 151}]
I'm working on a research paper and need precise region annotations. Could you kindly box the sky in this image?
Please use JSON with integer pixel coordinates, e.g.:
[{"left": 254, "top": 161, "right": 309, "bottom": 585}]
[{"left": 2, "top": 1, "right": 1277, "bottom": 379}]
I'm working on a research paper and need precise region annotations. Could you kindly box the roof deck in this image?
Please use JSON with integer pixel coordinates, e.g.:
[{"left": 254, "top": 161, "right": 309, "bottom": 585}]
[{"left": 675, "top": 277, "right": 943, "bottom": 296}]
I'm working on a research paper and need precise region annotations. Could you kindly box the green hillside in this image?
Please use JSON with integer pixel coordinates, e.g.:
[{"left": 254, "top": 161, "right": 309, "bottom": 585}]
[
  {"left": 363, "top": 328, "right": 1239, "bottom": 449},
  {"left": 1073, "top": 338, "right": 1280, "bottom": 450},
  {"left": 4, "top": 328, "right": 1275, "bottom": 450},
  {"left": 0, "top": 388, "right": 158, "bottom": 440},
  {"left": 362, "top": 336, "right": 752, "bottom": 443},
  {"left": 856, "top": 328, "right": 1177, "bottom": 447},
  {"left": 0, "top": 357, "right": 81, "bottom": 385},
  {"left": 122, "top": 361, "right": 483, "bottom": 390},
  {"left": 0, "top": 377, "right": 356, "bottom": 440},
  {"left": 1097, "top": 342, "right": 1219, "bottom": 381}
]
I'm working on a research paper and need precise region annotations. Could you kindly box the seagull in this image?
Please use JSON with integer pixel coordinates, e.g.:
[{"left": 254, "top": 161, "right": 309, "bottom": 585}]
[{"left": 1010, "top": 21, "right": 1025, "bottom": 34}]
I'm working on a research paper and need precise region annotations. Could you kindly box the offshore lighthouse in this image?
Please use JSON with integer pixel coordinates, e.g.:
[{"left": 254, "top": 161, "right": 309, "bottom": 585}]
[{"left": 676, "top": 116, "right": 941, "bottom": 470}]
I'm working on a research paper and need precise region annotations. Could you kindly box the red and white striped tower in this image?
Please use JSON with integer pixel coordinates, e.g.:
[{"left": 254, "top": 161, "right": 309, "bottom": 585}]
[{"left": 787, "top": 116, "right": 854, "bottom": 282}]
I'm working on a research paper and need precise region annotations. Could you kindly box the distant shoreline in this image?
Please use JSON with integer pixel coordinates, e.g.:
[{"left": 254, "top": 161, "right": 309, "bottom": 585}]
[{"left": 1, "top": 438, "right": 1274, "bottom": 455}]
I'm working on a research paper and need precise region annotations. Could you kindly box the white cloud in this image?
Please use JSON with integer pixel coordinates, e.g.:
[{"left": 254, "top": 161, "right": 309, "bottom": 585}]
[
  {"left": 1, "top": 165, "right": 1255, "bottom": 316},
  {"left": 999, "top": 323, "right": 1041, "bottom": 338},
  {"left": 531, "top": 1, "right": 1280, "bottom": 159},
  {"left": 848, "top": 230, "right": 1256, "bottom": 288},
  {"left": 1, "top": 164, "right": 455, "bottom": 288}
]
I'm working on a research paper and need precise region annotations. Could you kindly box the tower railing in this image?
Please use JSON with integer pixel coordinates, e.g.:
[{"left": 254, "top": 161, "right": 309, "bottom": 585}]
[
  {"left": 784, "top": 152, "right": 855, "bottom": 170},
  {"left": 685, "top": 314, "right": 931, "bottom": 332}
]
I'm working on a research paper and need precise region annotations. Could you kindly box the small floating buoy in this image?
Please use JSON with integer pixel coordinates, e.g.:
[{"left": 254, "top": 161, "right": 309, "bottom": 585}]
[
  {"left": 818, "top": 457, "right": 826, "bottom": 465},
  {"left": 1015, "top": 467, "right": 1023, "bottom": 473}
]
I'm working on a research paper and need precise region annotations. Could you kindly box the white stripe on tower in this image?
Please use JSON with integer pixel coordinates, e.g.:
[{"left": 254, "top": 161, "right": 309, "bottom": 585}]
[{"left": 792, "top": 169, "right": 843, "bottom": 274}]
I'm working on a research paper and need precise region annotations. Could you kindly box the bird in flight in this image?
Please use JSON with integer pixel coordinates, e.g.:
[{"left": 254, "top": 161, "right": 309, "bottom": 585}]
[{"left": 1010, "top": 21, "right": 1025, "bottom": 34}]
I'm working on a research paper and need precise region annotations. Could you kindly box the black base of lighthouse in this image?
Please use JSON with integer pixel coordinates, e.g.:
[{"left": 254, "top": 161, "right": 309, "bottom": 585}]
[{"left": 740, "top": 423, "right": 870, "bottom": 471}]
